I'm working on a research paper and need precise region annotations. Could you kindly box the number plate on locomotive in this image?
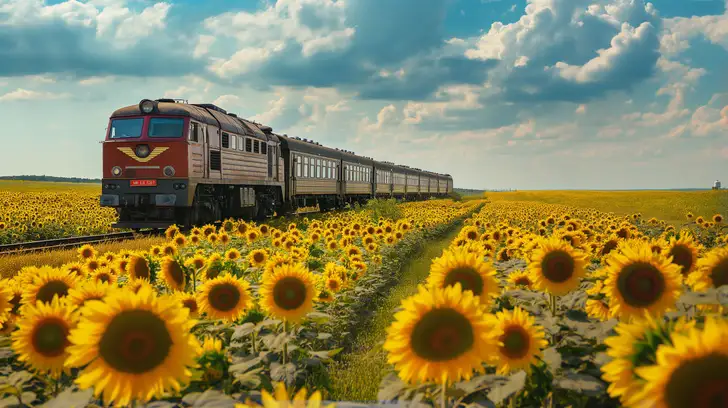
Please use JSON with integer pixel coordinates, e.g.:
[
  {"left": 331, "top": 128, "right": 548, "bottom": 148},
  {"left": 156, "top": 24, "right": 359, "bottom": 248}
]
[{"left": 130, "top": 179, "right": 157, "bottom": 187}]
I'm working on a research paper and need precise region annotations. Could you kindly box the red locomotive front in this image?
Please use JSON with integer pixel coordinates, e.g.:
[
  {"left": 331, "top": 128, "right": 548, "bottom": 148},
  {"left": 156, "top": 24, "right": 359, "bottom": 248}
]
[{"left": 100, "top": 99, "right": 192, "bottom": 229}]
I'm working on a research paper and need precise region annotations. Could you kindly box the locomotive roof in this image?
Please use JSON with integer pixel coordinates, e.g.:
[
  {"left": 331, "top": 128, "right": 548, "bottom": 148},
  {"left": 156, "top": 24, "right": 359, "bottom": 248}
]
[{"left": 110, "top": 102, "right": 274, "bottom": 142}]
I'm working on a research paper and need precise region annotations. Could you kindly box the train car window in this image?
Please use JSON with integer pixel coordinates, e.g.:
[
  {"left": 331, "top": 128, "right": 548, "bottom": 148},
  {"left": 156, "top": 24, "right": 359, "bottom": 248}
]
[
  {"left": 245, "top": 138, "right": 252, "bottom": 152},
  {"left": 110, "top": 118, "right": 143, "bottom": 139},
  {"left": 149, "top": 118, "right": 185, "bottom": 138},
  {"left": 253, "top": 140, "right": 260, "bottom": 154},
  {"left": 295, "top": 157, "right": 301, "bottom": 178},
  {"left": 303, "top": 158, "right": 309, "bottom": 178},
  {"left": 261, "top": 143, "right": 267, "bottom": 154},
  {"left": 189, "top": 122, "right": 199, "bottom": 142},
  {"left": 221, "top": 132, "right": 230, "bottom": 148}
]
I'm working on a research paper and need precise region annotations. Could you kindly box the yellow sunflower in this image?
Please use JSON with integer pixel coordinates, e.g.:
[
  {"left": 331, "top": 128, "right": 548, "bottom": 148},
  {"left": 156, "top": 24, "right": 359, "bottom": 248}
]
[
  {"left": 248, "top": 249, "right": 269, "bottom": 268},
  {"left": 0, "top": 281, "right": 12, "bottom": 324},
  {"left": 225, "top": 248, "right": 241, "bottom": 261},
  {"left": 493, "top": 307, "right": 548, "bottom": 375},
  {"left": 528, "top": 237, "right": 587, "bottom": 296},
  {"left": 236, "top": 382, "right": 334, "bottom": 408},
  {"left": 64, "top": 286, "right": 200, "bottom": 407},
  {"left": 90, "top": 267, "right": 117, "bottom": 286},
  {"left": 427, "top": 247, "right": 500, "bottom": 308},
  {"left": 602, "top": 242, "right": 682, "bottom": 321},
  {"left": 383, "top": 283, "right": 502, "bottom": 385},
  {"left": 662, "top": 233, "right": 701, "bottom": 278},
  {"left": 175, "top": 292, "right": 200, "bottom": 318},
  {"left": 77, "top": 244, "right": 97, "bottom": 261},
  {"left": 22, "top": 266, "right": 79, "bottom": 306},
  {"left": 66, "top": 281, "right": 115, "bottom": 310},
  {"left": 632, "top": 316, "right": 728, "bottom": 408},
  {"left": 585, "top": 299, "right": 611, "bottom": 321},
  {"left": 197, "top": 274, "right": 253, "bottom": 322},
  {"left": 506, "top": 270, "right": 534, "bottom": 290},
  {"left": 688, "top": 245, "right": 728, "bottom": 291},
  {"left": 11, "top": 297, "right": 77, "bottom": 376},
  {"left": 125, "top": 254, "right": 151, "bottom": 281},
  {"left": 259, "top": 263, "right": 317, "bottom": 323},
  {"left": 160, "top": 256, "right": 186, "bottom": 291},
  {"left": 601, "top": 315, "right": 695, "bottom": 406}
]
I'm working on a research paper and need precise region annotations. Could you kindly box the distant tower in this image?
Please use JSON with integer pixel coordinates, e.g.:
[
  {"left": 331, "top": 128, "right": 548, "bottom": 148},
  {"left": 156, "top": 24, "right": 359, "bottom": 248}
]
[{"left": 714, "top": 180, "right": 722, "bottom": 190}]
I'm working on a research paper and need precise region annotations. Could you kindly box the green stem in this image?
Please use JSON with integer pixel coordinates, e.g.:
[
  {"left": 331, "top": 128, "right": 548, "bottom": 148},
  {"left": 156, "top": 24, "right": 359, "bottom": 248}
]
[
  {"left": 251, "top": 330, "right": 258, "bottom": 355},
  {"left": 282, "top": 320, "right": 289, "bottom": 365},
  {"left": 441, "top": 379, "right": 447, "bottom": 408}
]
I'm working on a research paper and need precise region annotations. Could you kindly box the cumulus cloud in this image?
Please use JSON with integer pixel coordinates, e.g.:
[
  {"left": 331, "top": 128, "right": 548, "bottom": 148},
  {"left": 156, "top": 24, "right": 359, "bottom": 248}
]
[
  {"left": 465, "top": 0, "right": 661, "bottom": 103},
  {"left": 0, "top": 0, "right": 201, "bottom": 77},
  {"left": 661, "top": 0, "right": 728, "bottom": 54},
  {"left": 0, "top": 88, "right": 71, "bottom": 102}
]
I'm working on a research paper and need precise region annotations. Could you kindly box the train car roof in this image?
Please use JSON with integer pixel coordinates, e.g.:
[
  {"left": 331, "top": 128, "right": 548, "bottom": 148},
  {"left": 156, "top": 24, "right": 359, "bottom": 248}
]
[{"left": 277, "top": 134, "right": 344, "bottom": 160}]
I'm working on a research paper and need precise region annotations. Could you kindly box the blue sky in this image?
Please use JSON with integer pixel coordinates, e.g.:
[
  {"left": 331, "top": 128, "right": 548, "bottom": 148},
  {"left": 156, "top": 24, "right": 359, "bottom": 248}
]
[{"left": 1, "top": 0, "right": 727, "bottom": 190}]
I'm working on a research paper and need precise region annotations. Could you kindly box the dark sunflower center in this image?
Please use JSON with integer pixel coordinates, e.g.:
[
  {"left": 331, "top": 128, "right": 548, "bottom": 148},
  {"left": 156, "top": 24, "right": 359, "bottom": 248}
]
[
  {"left": 410, "top": 308, "right": 474, "bottom": 361},
  {"left": 253, "top": 253, "right": 265, "bottom": 263},
  {"left": 669, "top": 245, "right": 694, "bottom": 275},
  {"left": 515, "top": 277, "right": 531, "bottom": 286},
  {"left": 665, "top": 353, "right": 728, "bottom": 408},
  {"left": 499, "top": 325, "right": 530, "bottom": 359},
  {"left": 166, "top": 262, "right": 185, "bottom": 286},
  {"left": 36, "top": 280, "right": 70, "bottom": 303},
  {"left": 601, "top": 241, "right": 618, "bottom": 256},
  {"left": 443, "top": 267, "right": 484, "bottom": 295},
  {"left": 97, "top": 273, "right": 111, "bottom": 284},
  {"left": 467, "top": 231, "right": 478, "bottom": 240},
  {"left": 182, "top": 299, "right": 198, "bottom": 313},
  {"left": 132, "top": 260, "right": 150, "bottom": 279},
  {"left": 208, "top": 283, "right": 241, "bottom": 312},
  {"left": 540, "top": 250, "right": 575, "bottom": 283},
  {"left": 328, "top": 280, "right": 339, "bottom": 290},
  {"left": 709, "top": 258, "right": 728, "bottom": 288},
  {"left": 616, "top": 262, "right": 666, "bottom": 307},
  {"left": 31, "top": 319, "right": 69, "bottom": 357},
  {"left": 272, "top": 277, "right": 308, "bottom": 310},
  {"left": 98, "top": 310, "right": 172, "bottom": 374}
]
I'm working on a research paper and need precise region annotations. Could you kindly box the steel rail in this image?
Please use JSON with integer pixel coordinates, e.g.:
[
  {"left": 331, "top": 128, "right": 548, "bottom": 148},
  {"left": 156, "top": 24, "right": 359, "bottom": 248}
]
[{"left": 0, "top": 229, "right": 160, "bottom": 256}]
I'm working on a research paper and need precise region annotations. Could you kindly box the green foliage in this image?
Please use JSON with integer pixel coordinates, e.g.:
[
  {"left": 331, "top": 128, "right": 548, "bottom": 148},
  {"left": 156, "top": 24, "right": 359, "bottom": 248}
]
[{"left": 364, "top": 198, "right": 403, "bottom": 222}]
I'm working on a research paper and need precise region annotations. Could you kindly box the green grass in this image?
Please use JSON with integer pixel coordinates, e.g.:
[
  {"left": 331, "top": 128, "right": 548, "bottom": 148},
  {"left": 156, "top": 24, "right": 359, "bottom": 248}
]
[{"left": 327, "top": 227, "right": 462, "bottom": 402}]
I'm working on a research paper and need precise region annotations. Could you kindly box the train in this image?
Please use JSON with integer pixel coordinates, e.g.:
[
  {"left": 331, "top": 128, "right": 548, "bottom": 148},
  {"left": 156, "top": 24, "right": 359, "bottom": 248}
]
[{"left": 100, "top": 99, "right": 454, "bottom": 229}]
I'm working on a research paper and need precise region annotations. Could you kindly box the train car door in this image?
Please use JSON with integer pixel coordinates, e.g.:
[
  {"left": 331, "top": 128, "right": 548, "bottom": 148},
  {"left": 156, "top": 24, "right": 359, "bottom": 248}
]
[
  {"left": 339, "top": 161, "right": 346, "bottom": 199},
  {"left": 267, "top": 143, "right": 274, "bottom": 179},
  {"left": 202, "top": 125, "right": 209, "bottom": 179}
]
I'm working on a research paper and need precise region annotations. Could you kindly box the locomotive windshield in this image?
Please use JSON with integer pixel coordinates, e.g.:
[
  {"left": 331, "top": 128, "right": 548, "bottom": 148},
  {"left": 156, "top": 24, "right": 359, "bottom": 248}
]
[
  {"left": 109, "top": 118, "right": 143, "bottom": 139},
  {"left": 148, "top": 118, "right": 184, "bottom": 138}
]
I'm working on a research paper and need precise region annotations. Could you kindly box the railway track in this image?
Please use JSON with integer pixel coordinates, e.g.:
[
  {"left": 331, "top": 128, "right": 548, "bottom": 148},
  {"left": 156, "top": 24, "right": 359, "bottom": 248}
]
[
  {"left": 0, "top": 229, "right": 161, "bottom": 256},
  {"left": 0, "top": 208, "right": 331, "bottom": 256}
]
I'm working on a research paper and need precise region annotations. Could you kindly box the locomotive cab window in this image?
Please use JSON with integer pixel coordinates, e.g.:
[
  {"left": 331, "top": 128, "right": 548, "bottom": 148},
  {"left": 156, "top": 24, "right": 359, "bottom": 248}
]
[
  {"left": 254, "top": 140, "right": 260, "bottom": 153},
  {"left": 189, "top": 122, "right": 199, "bottom": 142},
  {"left": 110, "top": 118, "right": 143, "bottom": 139},
  {"left": 148, "top": 118, "right": 184, "bottom": 138},
  {"left": 221, "top": 132, "right": 230, "bottom": 148}
]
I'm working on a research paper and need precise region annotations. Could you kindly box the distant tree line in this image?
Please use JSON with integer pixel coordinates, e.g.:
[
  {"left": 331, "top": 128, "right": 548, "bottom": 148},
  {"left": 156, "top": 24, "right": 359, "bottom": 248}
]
[{"left": 0, "top": 175, "right": 101, "bottom": 183}]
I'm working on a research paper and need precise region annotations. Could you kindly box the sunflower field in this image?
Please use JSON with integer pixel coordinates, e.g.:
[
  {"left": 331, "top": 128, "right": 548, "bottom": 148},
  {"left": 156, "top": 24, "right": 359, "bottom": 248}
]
[
  {"left": 0, "top": 199, "right": 481, "bottom": 407},
  {"left": 0, "top": 182, "right": 118, "bottom": 244},
  {"left": 377, "top": 201, "right": 728, "bottom": 407}
]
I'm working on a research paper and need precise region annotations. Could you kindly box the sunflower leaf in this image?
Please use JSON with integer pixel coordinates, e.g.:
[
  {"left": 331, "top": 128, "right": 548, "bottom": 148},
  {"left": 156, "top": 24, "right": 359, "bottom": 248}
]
[
  {"left": 486, "top": 371, "right": 527, "bottom": 404},
  {"left": 307, "top": 312, "right": 332, "bottom": 324},
  {"left": 229, "top": 356, "right": 262, "bottom": 374},
  {"left": 552, "top": 372, "right": 606, "bottom": 396},
  {"left": 679, "top": 290, "right": 719, "bottom": 306},
  {"left": 269, "top": 362, "right": 297, "bottom": 384},
  {"left": 181, "top": 390, "right": 237, "bottom": 407},
  {"left": 542, "top": 347, "right": 563, "bottom": 371},
  {"left": 231, "top": 323, "right": 256, "bottom": 340},
  {"left": 40, "top": 387, "right": 94, "bottom": 408},
  {"left": 6, "top": 372, "right": 32, "bottom": 388}
]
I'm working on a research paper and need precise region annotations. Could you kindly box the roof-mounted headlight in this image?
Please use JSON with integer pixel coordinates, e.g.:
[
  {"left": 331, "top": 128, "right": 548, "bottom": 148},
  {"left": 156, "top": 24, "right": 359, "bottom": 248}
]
[{"left": 139, "top": 99, "right": 156, "bottom": 114}]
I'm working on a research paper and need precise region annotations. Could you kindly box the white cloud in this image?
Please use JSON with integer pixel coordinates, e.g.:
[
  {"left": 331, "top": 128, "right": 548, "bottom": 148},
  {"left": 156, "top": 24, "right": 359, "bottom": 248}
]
[
  {"left": 251, "top": 95, "right": 288, "bottom": 124},
  {"left": 0, "top": 88, "right": 70, "bottom": 102},
  {"left": 212, "top": 94, "right": 241, "bottom": 108},
  {"left": 553, "top": 22, "right": 657, "bottom": 84},
  {"left": 661, "top": 0, "right": 728, "bottom": 53},
  {"left": 360, "top": 104, "right": 398, "bottom": 132},
  {"left": 193, "top": 35, "right": 216, "bottom": 58},
  {"left": 78, "top": 76, "right": 113, "bottom": 86},
  {"left": 202, "top": 0, "right": 355, "bottom": 78},
  {"left": 575, "top": 104, "right": 586, "bottom": 114}
]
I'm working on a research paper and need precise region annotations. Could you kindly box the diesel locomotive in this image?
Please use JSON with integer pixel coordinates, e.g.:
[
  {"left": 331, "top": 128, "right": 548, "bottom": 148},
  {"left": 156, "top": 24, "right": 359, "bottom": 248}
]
[{"left": 100, "top": 99, "right": 453, "bottom": 229}]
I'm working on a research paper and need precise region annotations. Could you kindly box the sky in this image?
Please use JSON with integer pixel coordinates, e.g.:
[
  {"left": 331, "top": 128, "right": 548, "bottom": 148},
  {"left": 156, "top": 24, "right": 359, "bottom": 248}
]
[{"left": 0, "top": 0, "right": 727, "bottom": 190}]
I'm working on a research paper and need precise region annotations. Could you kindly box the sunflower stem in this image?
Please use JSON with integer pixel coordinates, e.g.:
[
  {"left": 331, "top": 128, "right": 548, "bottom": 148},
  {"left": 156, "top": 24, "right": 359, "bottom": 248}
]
[
  {"left": 282, "top": 320, "right": 289, "bottom": 365},
  {"left": 440, "top": 379, "right": 447, "bottom": 408},
  {"left": 251, "top": 330, "right": 258, "bottom": 355}
]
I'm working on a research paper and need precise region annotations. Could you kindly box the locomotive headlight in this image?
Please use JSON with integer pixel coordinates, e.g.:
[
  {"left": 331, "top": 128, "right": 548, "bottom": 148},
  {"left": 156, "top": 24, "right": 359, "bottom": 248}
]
[
  {"left": 135, "top": 144, "right": 150, "bottom": 158},
  {"left": 163, "top": 166, "right": 175, "bottom": 177},
  {"left": 111, "top": 166, "right": 122, "bottom": 176},
  {"left": 139, "top": 99, "right": 155, "bottom": 114}
]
